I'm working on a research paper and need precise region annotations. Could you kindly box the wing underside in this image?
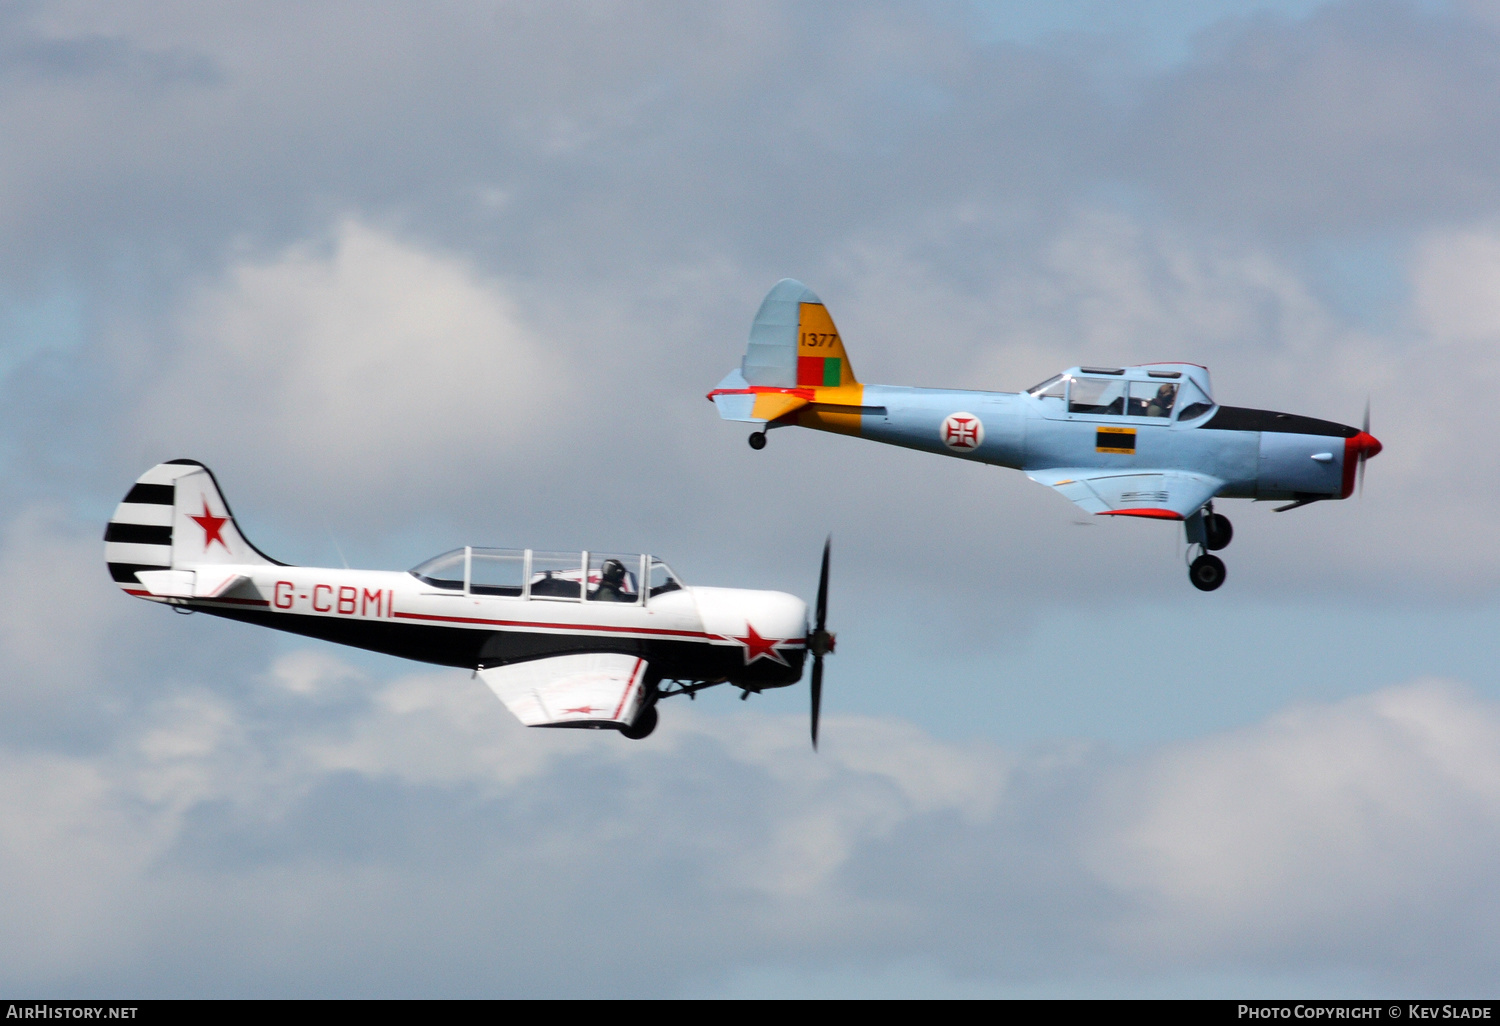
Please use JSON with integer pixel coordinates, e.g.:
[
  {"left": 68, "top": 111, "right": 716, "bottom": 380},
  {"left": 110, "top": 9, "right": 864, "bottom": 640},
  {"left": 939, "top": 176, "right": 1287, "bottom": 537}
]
[
  {"left": 477, "top": 652, "right": 650, "bottom": 729},
  {"left": 1026, "top": 468, "right": 1224, "bottom": 520}
]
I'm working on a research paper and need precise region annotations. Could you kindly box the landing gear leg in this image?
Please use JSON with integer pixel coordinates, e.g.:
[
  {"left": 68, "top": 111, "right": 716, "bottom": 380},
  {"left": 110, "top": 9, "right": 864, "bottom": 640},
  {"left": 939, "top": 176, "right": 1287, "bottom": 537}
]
[
  {"left": 1185, "top": 508, "right": 1227, "bottom": 591},
  {"left": 620, "top": 704, "right": 658, "bottom": 740},
  {"left": 748, "top": 431, "right": 767, "bottom": 450}
]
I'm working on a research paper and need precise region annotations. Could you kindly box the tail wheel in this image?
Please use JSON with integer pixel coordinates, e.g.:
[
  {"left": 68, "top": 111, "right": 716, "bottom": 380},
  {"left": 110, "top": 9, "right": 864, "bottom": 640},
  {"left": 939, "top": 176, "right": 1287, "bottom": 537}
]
[
  {"left": 1189, "top": 554, "right": 1226, "bottom": 592},
  {"left": 620, "top": 704, "right": 658, "bottom": 740},
  {"left": 748, "top": 432, "right": 767, "bottom": 450},
  {"left": 1204, "top": 513, "right": 1233, "bottom": 551}
]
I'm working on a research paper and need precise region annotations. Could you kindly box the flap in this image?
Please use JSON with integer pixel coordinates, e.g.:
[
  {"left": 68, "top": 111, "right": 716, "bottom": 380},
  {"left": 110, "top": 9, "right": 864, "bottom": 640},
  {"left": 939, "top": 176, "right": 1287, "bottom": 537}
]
[
  {"left": 477, "top": 653, "right": 650, "bottom": 729},
  {"left": 1027, "top": 468, "right": 1224, "bottom": 519}
]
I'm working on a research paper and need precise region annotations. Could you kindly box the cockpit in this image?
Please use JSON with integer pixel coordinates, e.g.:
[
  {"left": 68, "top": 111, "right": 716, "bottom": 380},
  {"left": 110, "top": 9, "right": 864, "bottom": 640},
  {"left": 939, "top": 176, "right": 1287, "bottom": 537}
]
[
  {"left": 409, "top": 548, "right": 683, "bottom": 603},
  {"left": 1025, "top": 364, "right": 1216, "bottom": 422}
]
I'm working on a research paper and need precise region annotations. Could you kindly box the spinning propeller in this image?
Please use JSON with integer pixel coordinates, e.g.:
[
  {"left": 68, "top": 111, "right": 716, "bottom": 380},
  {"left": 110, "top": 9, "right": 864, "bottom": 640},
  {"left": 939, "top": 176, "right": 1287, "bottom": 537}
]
[
  {"left": 807, "top": 536, "right": 836, "bottom": 750},
  {"left": 1356, "top": 399, "right": 1382, "bottom": 497}
]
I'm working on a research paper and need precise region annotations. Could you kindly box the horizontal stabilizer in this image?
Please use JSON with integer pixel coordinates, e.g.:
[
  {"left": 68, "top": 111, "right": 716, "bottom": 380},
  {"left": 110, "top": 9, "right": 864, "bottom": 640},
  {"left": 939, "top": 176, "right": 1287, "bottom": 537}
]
[
  {"left": 132, "top": 568, "right": 252, "bottom": 599},
  {"left": 751, "top": 392, "right": 810, "bottom": 422},
  {"left": 1027, "top": 468, "right": 1224, "bottom": 520},
  {"left": 478, "top": 653, "right": 650, "bottom": 729},
  {"left": 195, "top": 570, "right": 251, "bottom": 598},
  {"left": 133, "top": 569, "right": 196, "bottom": 598}
]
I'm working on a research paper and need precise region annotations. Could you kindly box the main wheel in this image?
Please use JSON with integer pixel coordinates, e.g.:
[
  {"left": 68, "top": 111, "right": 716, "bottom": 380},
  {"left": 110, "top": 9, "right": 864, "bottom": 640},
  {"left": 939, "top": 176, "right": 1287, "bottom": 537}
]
[
  {"left": 620, "top": 704, "right": 658, "bottom": 740},
  {"left": 1189, "top": 554, "right": 1226, "bottom": 592},
  {"left": 748, "top": 431, "right": 767, "bottom": 450},
  {"left": 1204, "top": 513, "right": 1233, "bottom": 551}
]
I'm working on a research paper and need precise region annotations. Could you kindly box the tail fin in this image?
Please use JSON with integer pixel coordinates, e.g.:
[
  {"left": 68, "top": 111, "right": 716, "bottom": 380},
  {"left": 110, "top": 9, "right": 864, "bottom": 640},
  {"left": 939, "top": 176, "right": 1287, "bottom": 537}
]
[
  {"left": 710, "top": 279, "right": 860, "bottom": 423},
  {"left": 105, "top": 460, "right": 283, "bottom": 595}
]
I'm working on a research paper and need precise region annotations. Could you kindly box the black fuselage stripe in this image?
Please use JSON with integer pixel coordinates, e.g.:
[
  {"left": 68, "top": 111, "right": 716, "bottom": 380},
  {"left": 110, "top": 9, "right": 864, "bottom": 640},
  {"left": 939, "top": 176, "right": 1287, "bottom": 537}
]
[
  {"left": 193, "top": 604, "right": 805, "bottom": 683},
  {"left": 107, "top": 562, "right": 170, "bottom": 583},
  {"left": 123, "top": 483, "right": 175, "bottom": 505},
  {"left": 104, "top": 522, "right": 173, "bottom": 545},
  {"left": 1202, "top": 406, "right": 1357, "bottom": 437}
]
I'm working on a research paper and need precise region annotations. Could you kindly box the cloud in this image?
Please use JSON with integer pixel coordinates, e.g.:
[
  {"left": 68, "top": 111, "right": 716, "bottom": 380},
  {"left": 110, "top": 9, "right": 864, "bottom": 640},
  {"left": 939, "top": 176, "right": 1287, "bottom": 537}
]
[
  {"left": 1090, "top": 681, "right": 1500, "bottom": 980},
  {"left": 132, "top": 219, "right": 565, "bottom": 503},
  {"left": 1127, "top": 1, "right": 1500, "bottom": 234},
  {"left": 0, "top": 649, "right": 1495, "bottom": 995}
]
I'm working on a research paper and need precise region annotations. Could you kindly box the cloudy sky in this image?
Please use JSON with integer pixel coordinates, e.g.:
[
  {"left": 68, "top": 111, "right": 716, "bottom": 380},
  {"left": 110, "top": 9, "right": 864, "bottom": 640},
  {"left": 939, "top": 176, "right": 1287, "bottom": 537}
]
[{"left": 3, "top": 0, "right": 1499, "bottom": 997}]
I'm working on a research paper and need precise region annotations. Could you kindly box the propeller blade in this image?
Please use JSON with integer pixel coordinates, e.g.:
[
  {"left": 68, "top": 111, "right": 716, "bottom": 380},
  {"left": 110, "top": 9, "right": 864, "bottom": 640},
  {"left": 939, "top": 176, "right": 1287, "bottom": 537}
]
[
  {"left": 815, "top": 535, "right": 830, "bottom": 634},
  {"left": 808, "top": 535, "right": 831, "bottom": 750},
  {"left": 1359, "top": 399, "right": 1371, "bottom": 498},
  {"left": 810, "top": 655, "right": 823, "bottom": 750}
]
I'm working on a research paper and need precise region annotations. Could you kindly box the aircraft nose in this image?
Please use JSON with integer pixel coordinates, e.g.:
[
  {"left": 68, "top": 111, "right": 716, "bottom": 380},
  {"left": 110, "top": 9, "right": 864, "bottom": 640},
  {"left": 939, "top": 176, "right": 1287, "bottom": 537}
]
[{"left": 1351, "top": 431, "right": 1382, "bottom": 460}]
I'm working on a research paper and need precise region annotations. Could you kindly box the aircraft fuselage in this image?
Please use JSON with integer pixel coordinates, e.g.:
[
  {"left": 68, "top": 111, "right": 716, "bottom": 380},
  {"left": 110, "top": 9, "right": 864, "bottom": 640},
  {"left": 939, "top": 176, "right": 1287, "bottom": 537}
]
[
  {"left": 123, "top": 566, "right": 809, "bottom": 688},
  {"left": 836, "top": 383, "right": 1366, "bottom": 503}
]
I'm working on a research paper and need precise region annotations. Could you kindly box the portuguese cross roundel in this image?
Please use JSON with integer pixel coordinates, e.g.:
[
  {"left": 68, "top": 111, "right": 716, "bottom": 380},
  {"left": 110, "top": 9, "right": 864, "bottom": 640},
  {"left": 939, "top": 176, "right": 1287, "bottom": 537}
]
[{"left": 940, "top": 412, "right": 984, "bottom": 452}]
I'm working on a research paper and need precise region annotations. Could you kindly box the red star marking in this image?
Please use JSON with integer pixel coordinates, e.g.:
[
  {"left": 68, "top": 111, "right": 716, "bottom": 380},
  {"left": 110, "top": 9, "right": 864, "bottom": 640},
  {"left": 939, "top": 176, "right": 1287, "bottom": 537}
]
[
  {"left": 562, "top": 705, "right": 596, "bottom": 715},
  {"left": 189, "top": 499, "right": 231, "bottom": 553},
  {"left": 728, "top": 624, "right": 791, "bottom": 666}
]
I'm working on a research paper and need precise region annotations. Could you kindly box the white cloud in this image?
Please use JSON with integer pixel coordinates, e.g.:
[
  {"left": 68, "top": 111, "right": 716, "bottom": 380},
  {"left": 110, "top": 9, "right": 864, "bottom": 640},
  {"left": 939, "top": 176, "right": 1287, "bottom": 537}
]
[
  {"left": 1090, "top": 680, "right": 1500, "bottom": 968},
  {"left": 1412, "top": 225, "right": 1500, "bottom": 343},
  {"left": 134, "top": 219, "right": 565, "bottom": 500}
]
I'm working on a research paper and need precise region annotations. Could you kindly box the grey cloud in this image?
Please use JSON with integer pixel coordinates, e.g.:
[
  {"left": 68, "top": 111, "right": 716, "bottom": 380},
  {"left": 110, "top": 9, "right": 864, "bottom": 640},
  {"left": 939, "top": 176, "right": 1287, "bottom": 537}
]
[
  {"left": 0, "top": 5, "right": 218, "bottom": 87},
  {"left": 1126, "top": 1, "right": 1500, "bottom": 235}
]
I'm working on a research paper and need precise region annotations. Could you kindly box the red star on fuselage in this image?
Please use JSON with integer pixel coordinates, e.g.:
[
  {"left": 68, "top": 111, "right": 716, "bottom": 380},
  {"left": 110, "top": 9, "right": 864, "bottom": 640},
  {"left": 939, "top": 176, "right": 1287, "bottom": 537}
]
[
  {"left": 189, "top": 500, "right": 231, "bottom": 553},
  {"left": 728, "top": 624, "right": 791, "bottom": 666}
]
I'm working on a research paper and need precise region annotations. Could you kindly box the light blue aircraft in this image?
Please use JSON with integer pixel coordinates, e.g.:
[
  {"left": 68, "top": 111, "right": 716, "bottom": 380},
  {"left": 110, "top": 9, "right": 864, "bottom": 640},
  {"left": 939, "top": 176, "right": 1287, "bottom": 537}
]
[{"left": 709, "top": 279, "right": 1383, "bottom": 591}]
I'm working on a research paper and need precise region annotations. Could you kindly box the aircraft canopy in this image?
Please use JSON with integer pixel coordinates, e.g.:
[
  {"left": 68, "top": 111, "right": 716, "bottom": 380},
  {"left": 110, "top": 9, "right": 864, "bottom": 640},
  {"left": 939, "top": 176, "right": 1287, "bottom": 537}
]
[
  {"left": 410, "top": 548, "right": 682, "bottom": 603},
  {"left": 1025, "top": 364, "right": 1216, "bottom": 422}
]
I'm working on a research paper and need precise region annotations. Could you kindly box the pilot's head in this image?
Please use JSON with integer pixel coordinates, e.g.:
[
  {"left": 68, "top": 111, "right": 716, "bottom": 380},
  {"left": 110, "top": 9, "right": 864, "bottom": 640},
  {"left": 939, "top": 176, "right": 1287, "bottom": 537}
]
[
  {"left": 1157, "top": 384, "right": 1175, "bottom": 400},
  {"left": 601, "top": 559, "right": 626, "bottom": 586}
]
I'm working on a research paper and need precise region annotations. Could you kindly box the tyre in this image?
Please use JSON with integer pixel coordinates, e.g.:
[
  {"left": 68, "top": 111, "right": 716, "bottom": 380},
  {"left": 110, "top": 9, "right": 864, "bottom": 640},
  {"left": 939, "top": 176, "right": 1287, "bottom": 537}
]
[
  {"left": 1204, "top": 513, "right": 1233, "bottom": 551},
  {"left": 620, "top": 704, "right": 658, "bottom": 740},
  {"left": 748, "top": 432, "right": 767, "bottom": 450},
  {"left": 1189, "top": 554, "right": 1226, "bottom": 592}
]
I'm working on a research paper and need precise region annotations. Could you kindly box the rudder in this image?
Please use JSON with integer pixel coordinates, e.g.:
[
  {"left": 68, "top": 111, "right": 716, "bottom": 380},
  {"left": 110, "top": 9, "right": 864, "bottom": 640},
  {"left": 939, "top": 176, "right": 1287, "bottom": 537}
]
[{"left": 743, "top": 279, "right": 857, "bottom": 388}]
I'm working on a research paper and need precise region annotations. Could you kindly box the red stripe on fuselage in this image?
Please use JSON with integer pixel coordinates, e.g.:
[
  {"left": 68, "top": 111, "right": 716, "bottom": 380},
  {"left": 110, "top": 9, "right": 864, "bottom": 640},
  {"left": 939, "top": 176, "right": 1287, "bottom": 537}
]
[{"left": 391, "top": 608, "right": 722, "bottom": 640}]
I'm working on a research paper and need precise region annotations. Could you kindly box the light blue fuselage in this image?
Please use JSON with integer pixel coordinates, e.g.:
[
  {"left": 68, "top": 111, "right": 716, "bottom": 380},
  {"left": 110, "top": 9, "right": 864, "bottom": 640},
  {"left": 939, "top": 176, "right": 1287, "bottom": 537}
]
[{"left": 791, "top": 379, "right": 1360, "bottom": 504}]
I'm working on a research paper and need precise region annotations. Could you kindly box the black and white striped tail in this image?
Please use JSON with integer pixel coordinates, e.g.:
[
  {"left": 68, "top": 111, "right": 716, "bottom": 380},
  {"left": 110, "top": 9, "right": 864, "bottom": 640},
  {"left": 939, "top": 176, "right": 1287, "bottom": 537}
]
[{"left": 105, "top": 460, "right": 282, "bottom": 593}]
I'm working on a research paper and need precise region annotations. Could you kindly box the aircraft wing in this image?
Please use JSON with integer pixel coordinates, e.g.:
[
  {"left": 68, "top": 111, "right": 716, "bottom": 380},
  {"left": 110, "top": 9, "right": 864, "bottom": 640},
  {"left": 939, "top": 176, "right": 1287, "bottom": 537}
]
[
  {"left": 477, "top": 653, "right": 650, "bottom": 729},
  {"left": 1025, "top": 468, "right": 1225, "bottom": 520}
]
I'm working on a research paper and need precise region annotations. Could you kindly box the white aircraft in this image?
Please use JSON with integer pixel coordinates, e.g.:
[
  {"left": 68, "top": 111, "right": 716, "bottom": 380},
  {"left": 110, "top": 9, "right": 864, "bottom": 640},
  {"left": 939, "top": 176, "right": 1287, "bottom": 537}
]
[{"left": 106, "top": 461, "right": 836, "bottom": 744}]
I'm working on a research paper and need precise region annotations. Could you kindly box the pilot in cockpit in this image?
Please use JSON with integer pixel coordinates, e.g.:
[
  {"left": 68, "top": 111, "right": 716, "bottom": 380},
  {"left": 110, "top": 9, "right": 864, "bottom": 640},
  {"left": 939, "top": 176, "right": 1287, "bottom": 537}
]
[
  {"left": 1147, "top": 383, "right": 1177, "bottom": 418},
  {"left": 593, "top": 559, "right": 631, "bottom": 602}
]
